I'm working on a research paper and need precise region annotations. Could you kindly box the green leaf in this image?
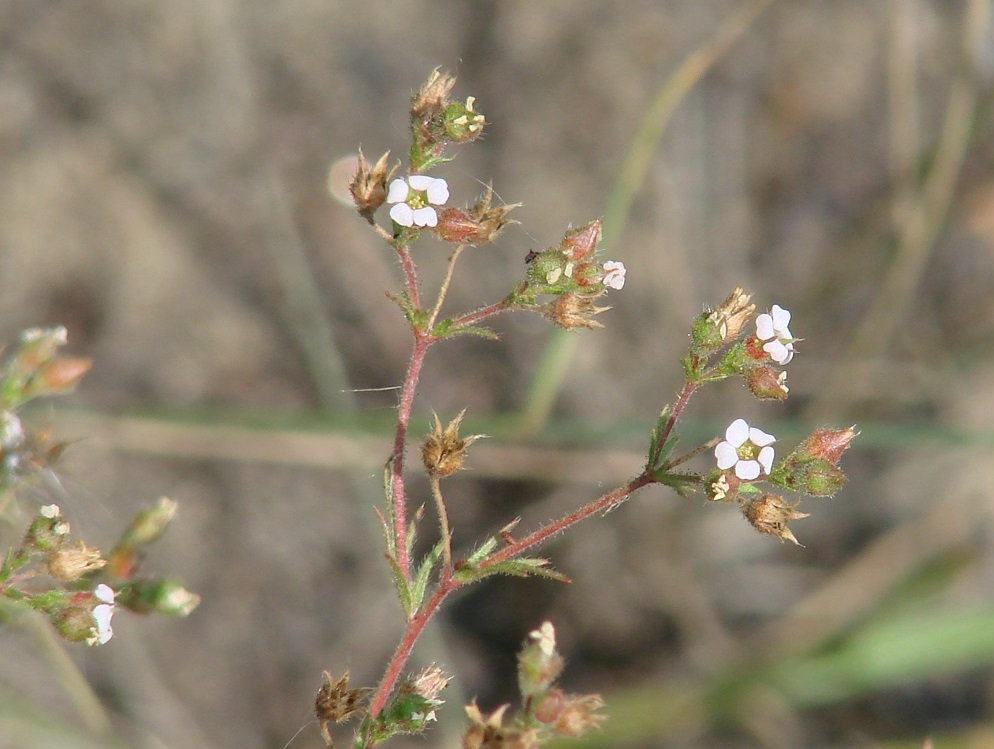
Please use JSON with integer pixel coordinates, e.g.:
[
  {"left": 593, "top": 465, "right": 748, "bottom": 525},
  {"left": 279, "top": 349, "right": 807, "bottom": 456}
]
[
  {"left": 462, "top": 557, "right": 570, "bottom": 584},
  {"left": 650, "top": 469, "right": 699, "bottom": 497},
  {"left": 432, "top": 321, "right": 498, "bottom": 341},
  {"left": 385, "top": 551, "right": 412, "bottom": 618},
  {"left": 409, "top": 541, "right": 444, "bottom": 615}
]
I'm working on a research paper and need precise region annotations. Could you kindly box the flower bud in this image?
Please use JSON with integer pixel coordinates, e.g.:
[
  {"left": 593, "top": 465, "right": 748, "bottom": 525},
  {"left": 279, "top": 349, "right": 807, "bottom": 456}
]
[
  {"left": 123, "top": 497, "right": 178, "bottom": 546},
  {"left": 740, "top": 494, "right": 809, "bottom": 545},
  {"left": 559, "top": 220, "right": 601, "bottom": 262},
  {"left": 116, "top": 577, "right": 200, "bottom": 616},
  {"left": 46, "top": 584, "right": 115, "bottom": 646},
  {"left": 693, "top": 288, "right": 755, "bottom": 351},
  {"left": 742, "top": 365, "right": 789, "bottom": 401},
  {"left": 348, "top": 150, "right": 398, "bottom": 224},
  {"left": 435, "top": 184, "right": 519, "bottom": 245},
  {"left": 534, "top": 690, "right": 606, "bottom": 738},
  {"left": 517, "top": 621, "right": 564, "bottom": 699},
  {"left": 773, "top": 457, "right": 847, "bottom": 496},
  {"left": 23, "top": 504, "right": 70, "bottom": 552},
  {"left": 31, "top": 357, "right": 91, "bottom": 396},
  {"left": 795, "top": 426, "right": 859, "bottom": 465},
  {"left": 443, "top": 96, "right": 486, "bottom": 142}
]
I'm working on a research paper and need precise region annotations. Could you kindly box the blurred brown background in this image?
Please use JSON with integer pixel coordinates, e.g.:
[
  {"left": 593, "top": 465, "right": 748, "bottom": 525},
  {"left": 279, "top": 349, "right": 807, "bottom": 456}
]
[{"left": 2, "top": 1, "right": 994, "bottom": 748}]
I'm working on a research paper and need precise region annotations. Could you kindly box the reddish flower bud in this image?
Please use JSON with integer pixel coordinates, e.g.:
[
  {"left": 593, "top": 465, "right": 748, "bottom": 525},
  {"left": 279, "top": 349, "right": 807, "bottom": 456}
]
[
  {"left": 435, "top": 185, "right": 519, "bottom": 245},
  {"left": 795, "top": 426, "right": 858, "bottom": 465},
  {"left": 742, "top": 365, "right": 789, "bottom": 401},
  {"left": 559, "top": 220, "right": 602, "bottom": 262}
]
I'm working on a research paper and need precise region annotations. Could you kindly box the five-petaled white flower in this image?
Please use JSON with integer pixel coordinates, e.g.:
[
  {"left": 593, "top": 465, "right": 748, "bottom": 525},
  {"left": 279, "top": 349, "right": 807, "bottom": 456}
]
[
  {"left": 715, "top": 418, "right": 775, "bottom": 480},
  {"left": 601, "top": 260, "right": 626, "bottom": 290},
  {"left": 88, "top": 583, "right": 115, "bottom": 646},
  {"left": 387, "top": 175, "right": 449, "bottom": 228},
  {"left": 755, "top": 304, "right": 795, "bottom": 365}
]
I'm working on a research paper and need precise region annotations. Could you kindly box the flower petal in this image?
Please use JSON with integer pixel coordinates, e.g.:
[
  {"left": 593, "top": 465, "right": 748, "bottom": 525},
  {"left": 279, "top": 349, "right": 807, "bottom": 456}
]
[
  {"left": 715, "top": 441, "right": 739, "bottom": 470},
  {"left": 95, "top": 584, "right": 115, "bottom": 604},
  {"left": 763, "top": 339, "right": 792, "bottom": 365},
  {"left": 412, "top": 206, "right": 438, "bottom": 227},
  {"left": 426, "top": 178, "right": 449, "bottom": 205},
  {"left": 408, "top": 174, "right": 433, "bottom": 191},
  {"left": 725, "top": 418, "right": 750, "bottom": 447},
  {"left": 771, "top": 305, "right": 791, "bottom": 330},
  {"left": 755, "top": 313, "right": 774, "bottom": 340},
  {"left": 386, "top": 179, "right": 409, "bottom": 204},
  {"left": 757, "top": 445, "right": 775, "bottom": 474},
  {"left": 389, "top": 203, "right": 415, "bottom": 226},
  {"left": 735, "top": 460, "right": 761, "bottom": 480},
  {"left": 748, "top": 426, "right": 776, "bottom": 447}
]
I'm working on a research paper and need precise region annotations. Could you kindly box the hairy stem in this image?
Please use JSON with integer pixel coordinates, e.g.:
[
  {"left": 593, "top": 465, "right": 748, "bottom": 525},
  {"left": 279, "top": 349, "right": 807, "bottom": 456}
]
[
  {"left": 390, "top": 335, "right": 431, "bottom": 582},
  {"left": 429, "top": 476, "right": 452, "bottom": 571},
  {"left": 427, "top": 245, "right": 465, "bottom": 330}
]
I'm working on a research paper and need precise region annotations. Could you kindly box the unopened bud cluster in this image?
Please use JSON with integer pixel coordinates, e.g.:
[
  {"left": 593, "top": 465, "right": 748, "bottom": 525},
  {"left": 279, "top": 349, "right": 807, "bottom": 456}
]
[{"left": 462, "top": 622, "right": 604, "bottom": 749}]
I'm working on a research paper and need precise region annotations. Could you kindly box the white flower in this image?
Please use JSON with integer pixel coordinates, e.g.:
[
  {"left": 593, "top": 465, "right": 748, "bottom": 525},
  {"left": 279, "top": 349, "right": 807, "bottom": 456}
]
[
  {"left": 88, "top": 584, "right": 115, "bottom": 646},
  {"left": 529, "top": 621, "right": 556, "bottom": 657},
  {"left": 755, "top": 304, "right": 794, "bottom": 365},
  {"left": 601, "top": 260, "right": 626, "bottom": 290},
  {"left": 387, "top": 175, "right": 449, "bottom": 227},
  {"left": 714, "top": 418, "right": 775, "bottom": 480}
]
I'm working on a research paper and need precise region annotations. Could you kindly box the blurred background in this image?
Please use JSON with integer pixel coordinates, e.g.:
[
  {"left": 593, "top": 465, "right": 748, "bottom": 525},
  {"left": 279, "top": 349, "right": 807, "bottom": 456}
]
[{"left": 2, "top": 1, "right": 994, "bottom": 747}]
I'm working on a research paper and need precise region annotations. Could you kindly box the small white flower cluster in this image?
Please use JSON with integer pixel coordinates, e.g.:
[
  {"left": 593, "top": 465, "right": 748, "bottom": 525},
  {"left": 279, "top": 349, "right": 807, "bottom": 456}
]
[
  {"left": 601, "top": 260, "right": 626, "bottom": 290},
  {"left": 387, "top": 175, "right": 450, "bottom": 228},
  {"left": 88, "top": 584, "right": 115, "bottom": 646},
  {"left": 756, "top": 304, "right": 794, "bottom": 365},
  {"left": 715, "top": 418, "right": 775, "bottom": 480}
]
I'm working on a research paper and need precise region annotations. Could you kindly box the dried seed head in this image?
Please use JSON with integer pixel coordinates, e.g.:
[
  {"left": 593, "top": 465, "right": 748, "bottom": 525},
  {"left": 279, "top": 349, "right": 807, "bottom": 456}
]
[
  {"left": 46, "top": 541, "right": 106, "bottom": 582},
  {"left": 421, "top": 411, "right": 485, "bottom": 478},
  {"left": 741, "top": 494, "right": 810, "bottom": 545},
  {"left": 541, "top": 293, "right": 609, "bottom": 331},
  {"left": 348, "top": 150, "right": 399, "bottom": 223}
]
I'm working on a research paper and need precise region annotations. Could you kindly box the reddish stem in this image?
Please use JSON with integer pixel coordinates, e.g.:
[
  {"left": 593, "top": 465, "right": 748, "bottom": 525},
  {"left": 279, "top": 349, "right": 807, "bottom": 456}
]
[
  {"left": 478, "top": 474, "right": 654, "bottom": 571},
  {"left": 367, "top": 570, "right": 457, "bottom": 720},
  {"left": 366, "top": 473, "right": 656, "bottom": 725},
  {"left": 648, "top": 380, "right": 698, "bottom": 470},
  {"left": 395, "top": 244, "right": 421, "bottom": 310},
  {"left": 450, "top": 299, "right": 514, "bottom": 329},
  {"left": 390, "top": 334, "right": 431, "bottom": 582}
]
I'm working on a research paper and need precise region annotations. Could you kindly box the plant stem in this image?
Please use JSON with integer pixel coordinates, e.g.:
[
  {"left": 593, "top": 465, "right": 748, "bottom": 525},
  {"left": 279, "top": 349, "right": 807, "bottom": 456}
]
[
  {"left": 391, "top": 335, "right": 431, "bottom": 582},
  {"left": 367, "top": 570, "right": 458, "bottom": 721},
  {"left": 428, "top": 476, "right": 452, "bottom": 571},
  {"left": 478, "top": 474, "right": 654, "bottom": 571},
  {"left": 427, "top": 246, "right": 465, "bottom": 330},
  {"left": 648, "top": 381, "right": 698, "bottom": 470}
]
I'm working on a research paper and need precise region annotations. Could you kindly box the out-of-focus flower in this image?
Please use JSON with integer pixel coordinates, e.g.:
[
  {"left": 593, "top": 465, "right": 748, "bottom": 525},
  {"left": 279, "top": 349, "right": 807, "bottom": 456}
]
[
  {"left": 387, "top": 175, "right": 450, "bottom": 228},
  {"left": 88, "top": 584, "right": 115, "bottom": 646},
  {"left": 715, "top": 418, "right": 775, "bottom": 480},
  {"left": 600, "top": 261, "right": 626, "bottom": 290},
  {"left": 756, "top": 304, "right": 795, "bottom": 365}
]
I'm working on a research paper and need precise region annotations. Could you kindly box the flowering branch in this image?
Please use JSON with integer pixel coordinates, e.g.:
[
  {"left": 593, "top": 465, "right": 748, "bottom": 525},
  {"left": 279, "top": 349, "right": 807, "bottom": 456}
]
[{"left": 317, "top": 70, "right": 856, "bottom": 749}]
